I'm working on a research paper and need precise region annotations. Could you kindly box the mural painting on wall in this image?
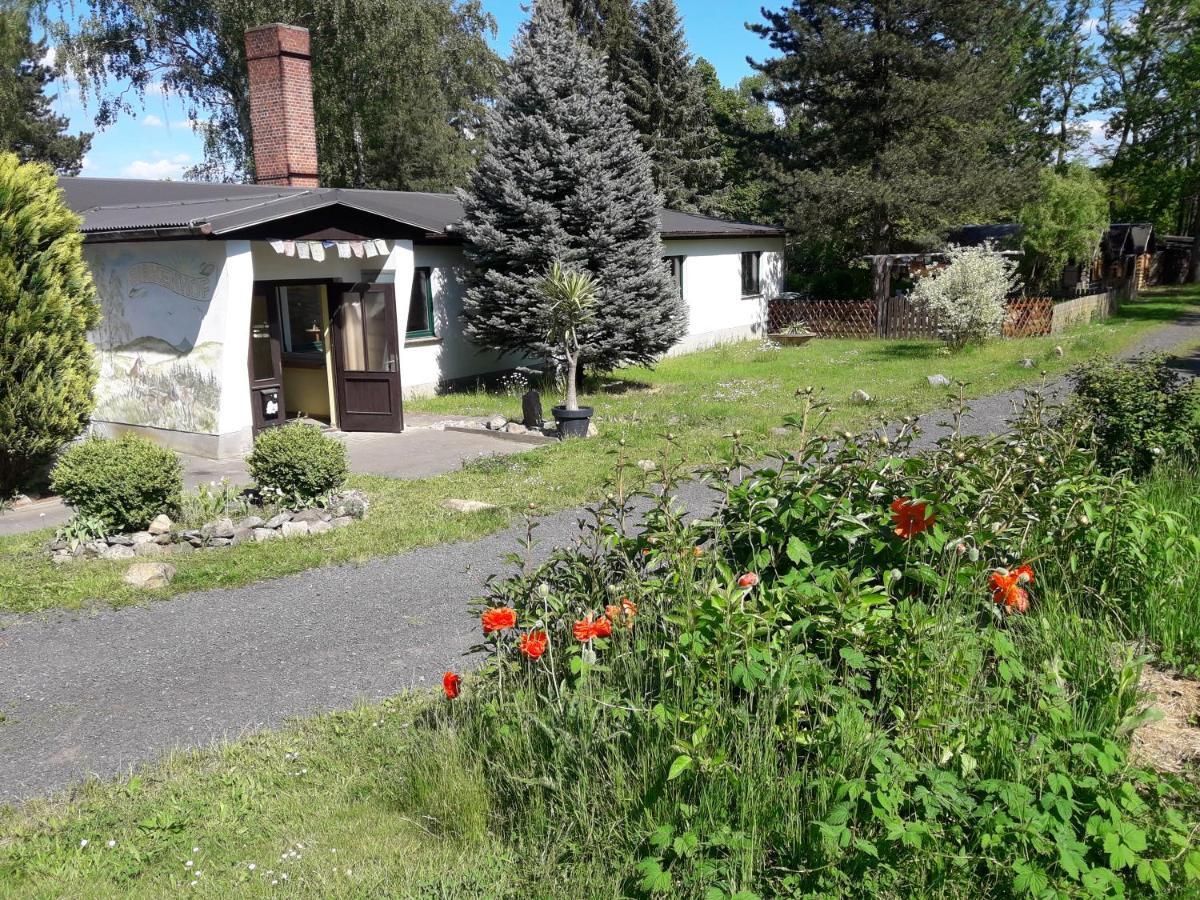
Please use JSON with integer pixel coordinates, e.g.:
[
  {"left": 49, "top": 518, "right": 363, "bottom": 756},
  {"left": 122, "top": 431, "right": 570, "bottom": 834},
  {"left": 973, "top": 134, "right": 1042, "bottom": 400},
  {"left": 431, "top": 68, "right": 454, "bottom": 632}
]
[{"left": 88, "top": 245, "right": 224, "bottom": 434}]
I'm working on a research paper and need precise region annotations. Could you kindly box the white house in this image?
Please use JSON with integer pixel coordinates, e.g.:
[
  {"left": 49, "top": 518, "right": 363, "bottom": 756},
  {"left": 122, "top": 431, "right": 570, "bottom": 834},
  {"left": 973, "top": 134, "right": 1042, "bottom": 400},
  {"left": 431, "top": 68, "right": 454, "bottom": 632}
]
[{"left": 58, "top": 24, "right": 785, "bottom": 459}]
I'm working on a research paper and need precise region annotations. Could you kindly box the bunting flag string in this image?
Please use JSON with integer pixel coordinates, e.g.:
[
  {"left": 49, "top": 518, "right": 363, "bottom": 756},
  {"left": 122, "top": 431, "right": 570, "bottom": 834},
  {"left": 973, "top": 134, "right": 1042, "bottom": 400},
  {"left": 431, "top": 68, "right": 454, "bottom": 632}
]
[{"left": 265, "top": 238, "right": 390, "bottom": 261}]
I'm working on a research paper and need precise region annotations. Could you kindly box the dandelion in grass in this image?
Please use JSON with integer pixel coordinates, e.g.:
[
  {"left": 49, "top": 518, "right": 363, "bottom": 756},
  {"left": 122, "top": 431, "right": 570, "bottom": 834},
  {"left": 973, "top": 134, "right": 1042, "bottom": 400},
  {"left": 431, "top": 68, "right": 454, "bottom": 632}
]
[
  {"left": 737, "top": 572, "right": 759, "bottom": 589},
  {"left": 519, "top": 630, "right": 549, "bottom": 660},
  {"left": 990, "top": 565, "right": 1034, "bottom": 614},
  {"left": 481, "top": 606, "right": 517, "bottom": 635},
  {"left": 890, "top": 498, "right": 935, "bottom": 539}
]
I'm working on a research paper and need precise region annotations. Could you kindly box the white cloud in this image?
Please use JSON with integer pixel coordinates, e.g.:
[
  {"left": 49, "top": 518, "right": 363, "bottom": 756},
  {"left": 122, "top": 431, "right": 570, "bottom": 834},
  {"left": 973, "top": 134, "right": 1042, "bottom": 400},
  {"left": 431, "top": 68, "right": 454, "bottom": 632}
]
[
  {"left": 143, "top": 114, "right": 165, "bottom": 127},
  {"left": 39, "top": 45, "right": 57, "bottom": 68},
  {"left": 121, "top": 153, "right": 191, "bottom": 180}
]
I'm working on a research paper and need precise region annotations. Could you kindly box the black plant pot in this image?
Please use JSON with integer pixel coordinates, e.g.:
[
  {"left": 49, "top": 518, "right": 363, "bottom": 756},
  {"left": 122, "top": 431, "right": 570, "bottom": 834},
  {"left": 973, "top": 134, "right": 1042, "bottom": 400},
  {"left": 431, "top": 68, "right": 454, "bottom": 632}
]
[{"left": 552, "top": 405, "right": 593, "bottom": 439}]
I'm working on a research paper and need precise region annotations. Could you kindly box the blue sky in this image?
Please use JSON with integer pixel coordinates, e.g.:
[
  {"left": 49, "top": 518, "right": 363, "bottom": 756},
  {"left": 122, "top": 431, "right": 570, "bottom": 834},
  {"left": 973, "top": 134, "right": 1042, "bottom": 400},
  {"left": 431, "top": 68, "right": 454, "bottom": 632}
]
[{"left": 51, "top": 1, "right": 774, "bottom": 180}]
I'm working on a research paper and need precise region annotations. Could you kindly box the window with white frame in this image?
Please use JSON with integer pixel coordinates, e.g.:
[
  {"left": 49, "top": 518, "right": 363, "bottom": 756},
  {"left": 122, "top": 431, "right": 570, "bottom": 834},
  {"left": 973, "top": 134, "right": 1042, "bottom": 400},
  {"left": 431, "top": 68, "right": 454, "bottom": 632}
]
[
  {"left": 740, "top": 251, "right": 762, "bottom": 296},
  {"left": 664, "top": 255, "right": 685, "bottom": 298}
]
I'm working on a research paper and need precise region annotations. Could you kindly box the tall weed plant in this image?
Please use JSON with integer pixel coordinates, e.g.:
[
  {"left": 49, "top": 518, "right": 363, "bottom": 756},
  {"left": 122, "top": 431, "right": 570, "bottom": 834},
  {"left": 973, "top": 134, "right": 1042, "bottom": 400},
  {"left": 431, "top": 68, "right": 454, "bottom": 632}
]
[{"left": 441, "top": 389, "right": 1200, "bottom": 898}]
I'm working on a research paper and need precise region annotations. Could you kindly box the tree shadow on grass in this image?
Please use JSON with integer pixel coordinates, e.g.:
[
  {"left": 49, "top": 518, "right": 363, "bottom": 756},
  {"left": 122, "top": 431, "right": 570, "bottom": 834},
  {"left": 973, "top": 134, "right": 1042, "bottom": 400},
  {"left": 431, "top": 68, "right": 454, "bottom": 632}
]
[{"left": 1117, "top": 288, "right": 1200, "bottom": 323}]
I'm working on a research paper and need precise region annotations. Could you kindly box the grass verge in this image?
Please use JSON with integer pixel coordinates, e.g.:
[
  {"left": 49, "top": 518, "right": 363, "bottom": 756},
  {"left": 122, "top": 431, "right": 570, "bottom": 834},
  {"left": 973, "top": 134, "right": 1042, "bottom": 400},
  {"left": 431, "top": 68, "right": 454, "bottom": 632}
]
[{"left": 1, "top": 286, "right": 1196, "bottom": 614}]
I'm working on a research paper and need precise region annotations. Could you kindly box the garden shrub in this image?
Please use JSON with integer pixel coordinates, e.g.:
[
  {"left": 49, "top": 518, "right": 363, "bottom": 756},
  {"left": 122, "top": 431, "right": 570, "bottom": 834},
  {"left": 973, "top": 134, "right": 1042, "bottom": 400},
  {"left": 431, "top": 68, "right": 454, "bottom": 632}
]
[
  {"left": 910, "top": 244, "right": 1019, "bottom": 348},
  {"left": 442, "top": 390, "right": 1200, "bottom": 897},
  {"left": 1070, "top": 354, "right": 1200, "bottom": 475},
  {"left": 0, "top": 153, "right": 100, "bottom": 498},
  {"left": 246, "top": 423, "right": 348, "bottom": 505},
  {"left": 50, "top": 435, "right": 183, "bottom": 533}
]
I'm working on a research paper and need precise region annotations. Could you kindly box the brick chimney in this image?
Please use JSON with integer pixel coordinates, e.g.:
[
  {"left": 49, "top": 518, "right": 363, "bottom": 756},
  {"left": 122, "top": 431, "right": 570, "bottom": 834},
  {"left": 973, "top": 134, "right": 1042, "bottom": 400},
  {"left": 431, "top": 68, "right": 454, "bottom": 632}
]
[{"left": 244, "top": 24, "right": 319, "bottom": 187}]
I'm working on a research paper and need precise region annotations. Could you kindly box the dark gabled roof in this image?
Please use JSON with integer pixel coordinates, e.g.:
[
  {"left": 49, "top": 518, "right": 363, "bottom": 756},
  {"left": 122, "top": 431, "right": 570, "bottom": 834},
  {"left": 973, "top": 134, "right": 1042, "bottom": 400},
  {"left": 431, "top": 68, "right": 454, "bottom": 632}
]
[
  {"left": 57, "top": 177, "right": 786, "bottom": 241},
  {"left": 1105, "top": 223, "right": 1155, "bottom": 257},
  {"left": 946, "top": 223, "right": 1022, "bottom": 249}
]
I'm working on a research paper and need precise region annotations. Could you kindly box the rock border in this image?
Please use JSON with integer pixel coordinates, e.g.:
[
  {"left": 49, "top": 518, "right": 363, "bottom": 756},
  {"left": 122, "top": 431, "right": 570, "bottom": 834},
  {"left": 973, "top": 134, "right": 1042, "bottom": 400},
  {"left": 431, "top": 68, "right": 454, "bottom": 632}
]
[{"left": 48, "top": 489, "right": 369, "bottom": 564}]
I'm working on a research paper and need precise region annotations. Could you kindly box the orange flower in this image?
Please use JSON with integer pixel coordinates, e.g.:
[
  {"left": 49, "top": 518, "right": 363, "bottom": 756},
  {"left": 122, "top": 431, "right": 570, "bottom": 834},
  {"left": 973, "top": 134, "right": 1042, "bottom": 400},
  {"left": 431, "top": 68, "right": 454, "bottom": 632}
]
[
  {"left": 692, "top": 546, "right": 704, "bottom": 558},
  {"left": 737, "top": 572, "right": 759, "bottom": 589},
  {"left": 990, "top": 569, "right": 1030, "bottom": 614},
  {"left": 890, "top": 498, "right": 935, "bottom": 539},
  {"left": 605, "top": 604, "right": 620, "bottom": 621},
  {"left": 481, "top": 606, "right": 517, "bottom": 636},
  {"left": 593, "top": 615, "right": 613, "bottom": 638},
  {"left": 519, "top": 630, "right": 549, "bottom": 660},
  {"left": 622, "top": 598, "right": 637, "bottom": 618},
  {"left": 573, "top": 616, "right": 595, "bottom": 641},
  {"left": 1013, "top": 564, "right": 1035, "bottom": 585},
  {"left": 442, "top": 671, "right": 461, "bottom": 699}
]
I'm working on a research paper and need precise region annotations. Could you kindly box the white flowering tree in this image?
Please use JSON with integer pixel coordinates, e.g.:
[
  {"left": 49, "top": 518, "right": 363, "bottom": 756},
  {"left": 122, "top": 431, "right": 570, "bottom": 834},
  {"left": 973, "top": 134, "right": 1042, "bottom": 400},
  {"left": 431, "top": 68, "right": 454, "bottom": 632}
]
[{"left": 911, "top": 245, "right": 1019, "bottom": 348}]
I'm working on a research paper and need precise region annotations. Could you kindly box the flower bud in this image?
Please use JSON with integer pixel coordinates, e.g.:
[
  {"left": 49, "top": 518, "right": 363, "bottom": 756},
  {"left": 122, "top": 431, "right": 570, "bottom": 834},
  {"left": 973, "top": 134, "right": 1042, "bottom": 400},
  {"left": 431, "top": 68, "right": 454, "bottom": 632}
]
[
  {"left": 968, "top": 547, "right": 980, "bottom": 562},
  {"left": 1035, "top": 455, "right": 1046, "bottom": 466},
  {"left": 1078, "top": 514, "right": 1090, "bottom": 526},
  {"left": 954, "top": 451, "right": 966, "bottom": 462},
  {"left": 537, "top": 583, "right": 551, "bottom": 598},
  {"left": 955, "top": 542, "right": 967, "bottom": 555}
]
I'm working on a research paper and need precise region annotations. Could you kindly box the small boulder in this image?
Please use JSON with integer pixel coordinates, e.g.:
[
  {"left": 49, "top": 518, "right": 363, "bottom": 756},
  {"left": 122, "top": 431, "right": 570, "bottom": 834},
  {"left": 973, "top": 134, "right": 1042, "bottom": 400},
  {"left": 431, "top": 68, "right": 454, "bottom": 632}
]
[
  {"left": 505, "top": 422, "right": 528, "bottom": 435},
  {"left": 210, "top": 537, "right": 233, "bottom": 547},
  {"left": 485, "top": 414, "right": 508, "bottom": 431},
  {"left": 281, "top": 520, "right": 310, "bottom": 538},
  {"left": 123, "top": 562, "right": 176, "bottom": 589},
  {"left": 101, "top": 544, "right": 136, "bottom": 561},
  {"left": 134, "top": 542, "right": 166, "bottom": 558},
  {"left": 212, "top": 517, "right": 236, "bottom": 539},
  {"left": 264, "top": 512, "right": 293, "bottom": 529},
  {"left": 309, "top": 520, "right": 332, "bottom": 536},
  {"left": 253, "top": 528, "right": 281, "bottom": 542},
  {"left": 237, "top": 515, "right": 265, "bottom": 530},
  {"left": 441, "top": 498, "right": 498, "bottom": 514},
  {"left": 330, "top": 516, "right": 354, "bottom": 529},
  {"left": 636, "top": 459, "right": 656, "bottom": 472},
  {"left": 147, "top": 514, "right": 172, "bottom": 536},
  {"left": 332, "top": 491, "right": 369, "bottom": 519},
  {"left": 1018, "top": 358, "right": 1036, "bottom": 368},
  {"left": 586, "top": 422, "right": 599, "bottom": 438},
  {"left": 130, "top": 531, "right": 154, "bottom": 545},
  {"left": 1054, "top": 345, "right": 1065, "bottom": 357},
  {"left": 927, "top": 374, "right": 951, "bottom": 387},
  {"left": 172, "top": 541, "right": 195, "bottom": 556},
  {"left": 231, "top": 527, "right": 254, "bottom": 546},
  {"left": 851, "top": 389, "right": 872, "bottom": 404},
  {"left": 153, "top": 532, "right": 173, "bottom": 545},
  {"left": 107, "top": 533, "right": 134, "bottom": 546},
  {"left": 291, "top": 508, "right": 325, "bottom": 525}
]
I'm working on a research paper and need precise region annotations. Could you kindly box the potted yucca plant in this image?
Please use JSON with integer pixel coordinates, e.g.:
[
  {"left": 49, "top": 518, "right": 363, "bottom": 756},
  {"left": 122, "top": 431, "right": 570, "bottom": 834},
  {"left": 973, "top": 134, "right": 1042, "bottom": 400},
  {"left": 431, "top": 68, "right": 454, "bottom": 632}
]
[{"left": 540, "top": 261, "right": 596, "bottom": 438}]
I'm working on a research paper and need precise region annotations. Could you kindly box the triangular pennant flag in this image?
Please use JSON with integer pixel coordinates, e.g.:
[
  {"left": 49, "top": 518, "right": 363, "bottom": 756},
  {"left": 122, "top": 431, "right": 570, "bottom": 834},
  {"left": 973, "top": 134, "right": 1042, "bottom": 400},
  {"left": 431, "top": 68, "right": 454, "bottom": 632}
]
[
  {"left": 336, "top": 241, "right": 351, "bottom": 258},
  {"left": 268, "top": 239, "right": 285, "bottom": 254},
  {"left": 310, "top": 241, "right": 325, "bottom": 262},
  {"left": 322, "top": 240, "right": 336, "bottom": 249},
  {"left": 363, "top": 241, "right": 379, "bottom": 258},
  {"left": 373, "top": 239, "right": 389, "bottom": 256},
  {"left": 296, "top": 241, "right": 311, "bottom": 259},
  {"left": 283, "top": 240, "right": 296, "bottom": 257},
  {"left": 350, "top": 240, "right": 364, "bottom": 258}
]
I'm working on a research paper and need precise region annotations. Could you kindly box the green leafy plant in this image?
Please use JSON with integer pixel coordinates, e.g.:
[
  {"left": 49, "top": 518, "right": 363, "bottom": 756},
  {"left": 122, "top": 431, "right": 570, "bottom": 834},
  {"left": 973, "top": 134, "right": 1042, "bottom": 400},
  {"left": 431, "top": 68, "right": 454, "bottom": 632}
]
[
  {"left": 50, "top": 435, "right": 182, "bottom": 533},
  {"left": 1018, "top": 164, "right": 1109, "bottom": 293},
  {"left": 246, "top": 423, "right": 348, "bottom": 506},
  {"left": 1070, "top": 354, "right": 1200, "bottom": 475},
  {"left": 911, "top": 244, "right": 1019, "bottom": 348},
  {"left": 53, "top": 512, "right": 108, "bottom": 549},
  {"left": 177, "top": 478, "right": 252, "bottom": 528},
  {"left": 539, "top": 261, "right": 597, "bottom": 412},
  {"left": 0, "top": 152, "right": 100, "bottom": 498}
]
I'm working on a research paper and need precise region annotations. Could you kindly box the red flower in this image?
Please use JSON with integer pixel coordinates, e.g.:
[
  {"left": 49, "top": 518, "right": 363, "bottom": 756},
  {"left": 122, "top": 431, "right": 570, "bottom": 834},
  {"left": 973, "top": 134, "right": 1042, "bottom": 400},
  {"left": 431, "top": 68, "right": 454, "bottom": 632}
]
[
  {"left": 737, "top": 572, "right": 759, "bottom": 589},
  {"left": 990, "top": 568, "right": 1031, "bottom": 614},
  {"left": 519, "top": 630, "right": 549, "bottom": 660},
  {"left": 1013, "top": 564, "right": 1035, "bottom": 585},
  {"left": 573, "top": 615, "right": 612, "bottom": 641},
  {"left": 442, "top": 671, "right": 461, "bottom": 699},
  {"left": 890, "top": 498, "right": 935, "bottom": 539},
  {"left": 573, "top": 616, "right": 595, "bottom": 641},
  {"left": 481, "top": 606, "right": 517, "bottom": 635}
]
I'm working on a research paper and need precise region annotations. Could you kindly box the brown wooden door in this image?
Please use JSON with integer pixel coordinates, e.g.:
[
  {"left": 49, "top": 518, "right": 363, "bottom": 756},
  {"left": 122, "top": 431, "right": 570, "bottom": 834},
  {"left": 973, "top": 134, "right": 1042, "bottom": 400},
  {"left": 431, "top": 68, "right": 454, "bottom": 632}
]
[
  {"left": 249, "top": 285, "right": 287, "bottom": 433},
  {"left": 330, "top": 283, "right": 403, "bottom": 432}
]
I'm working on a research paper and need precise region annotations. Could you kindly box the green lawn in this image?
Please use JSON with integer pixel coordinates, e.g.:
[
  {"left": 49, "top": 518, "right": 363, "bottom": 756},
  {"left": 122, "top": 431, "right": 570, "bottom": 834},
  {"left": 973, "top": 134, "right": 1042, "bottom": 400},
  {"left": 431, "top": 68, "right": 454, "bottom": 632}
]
[{"left": 1, "top": 286, "right": 1196, "bottom": 614}]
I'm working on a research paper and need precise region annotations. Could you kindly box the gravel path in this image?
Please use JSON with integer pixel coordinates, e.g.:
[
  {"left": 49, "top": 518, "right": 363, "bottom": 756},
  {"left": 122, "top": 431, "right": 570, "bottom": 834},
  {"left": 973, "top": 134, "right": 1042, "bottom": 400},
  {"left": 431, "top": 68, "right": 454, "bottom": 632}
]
[{"left": 2, "top": 311, "right": 1198, "bottom": 802}]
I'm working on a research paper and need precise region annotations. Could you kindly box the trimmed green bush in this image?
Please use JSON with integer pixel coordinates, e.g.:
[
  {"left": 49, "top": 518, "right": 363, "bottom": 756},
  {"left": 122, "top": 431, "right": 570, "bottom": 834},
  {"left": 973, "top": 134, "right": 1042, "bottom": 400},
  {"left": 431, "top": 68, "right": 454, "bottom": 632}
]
[
  {"left": 246, "top": 423, "right": 348, "bottom": 504},
  {"left": 50, "top": 435, "right": 183, "bottom": 533},
  {"left": 1070, "top": 354, "right": 1200, "bottom": 475},
  {"left": 0, "top": 152, "right": 100, "bottom": 497}
]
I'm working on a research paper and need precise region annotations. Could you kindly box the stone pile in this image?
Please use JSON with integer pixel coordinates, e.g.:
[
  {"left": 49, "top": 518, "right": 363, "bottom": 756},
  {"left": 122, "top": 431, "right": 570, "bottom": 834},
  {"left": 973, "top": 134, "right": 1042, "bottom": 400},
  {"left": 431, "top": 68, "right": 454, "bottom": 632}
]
[{"left": 49, "top": 490, "right": 369, "bottom": 564}]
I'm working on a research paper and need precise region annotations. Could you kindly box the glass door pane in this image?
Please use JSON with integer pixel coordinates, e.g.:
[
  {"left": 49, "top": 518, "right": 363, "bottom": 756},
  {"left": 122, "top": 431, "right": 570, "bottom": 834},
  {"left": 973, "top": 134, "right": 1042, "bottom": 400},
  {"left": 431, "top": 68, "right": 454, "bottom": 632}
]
[
  {"left": 340, "top": 296, "right": 366, "bottom": 370},
  {"left": 250, "top": 292, "right": 275, "bottom": 381},
  {"left": 363, "top": 289, "right": 391, "bottom": 371}
]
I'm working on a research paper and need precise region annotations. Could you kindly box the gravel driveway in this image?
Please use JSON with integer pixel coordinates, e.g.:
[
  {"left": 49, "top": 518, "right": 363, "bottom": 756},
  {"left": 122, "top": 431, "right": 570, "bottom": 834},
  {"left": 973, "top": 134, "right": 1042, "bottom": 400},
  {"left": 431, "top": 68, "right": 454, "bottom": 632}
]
[{"left": 1, "top": 312, "right": 1197, "bottom": 802}]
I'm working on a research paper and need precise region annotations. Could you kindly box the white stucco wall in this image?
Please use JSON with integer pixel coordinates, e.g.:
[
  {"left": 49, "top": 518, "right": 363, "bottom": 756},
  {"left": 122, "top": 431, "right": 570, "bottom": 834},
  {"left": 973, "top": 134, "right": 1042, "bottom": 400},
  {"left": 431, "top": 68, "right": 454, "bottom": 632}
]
[
  {"left": 663, "top": 236, "right": 785, "bottom": 355},
  {"left": 84, "top": 239, "right": 254, "bottom": 457}
]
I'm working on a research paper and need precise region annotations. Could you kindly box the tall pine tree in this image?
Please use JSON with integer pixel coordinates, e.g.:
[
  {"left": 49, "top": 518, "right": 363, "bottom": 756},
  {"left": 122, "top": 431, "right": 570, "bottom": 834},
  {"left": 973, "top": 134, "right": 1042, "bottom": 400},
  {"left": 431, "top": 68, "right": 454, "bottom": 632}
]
[
  {"left": 752, "top": 0, "right": 1036, "bottom": 279},
  {"left": 460, "top": 0, "right": 682, "bottom": 373},
  {"left": 0, "top": 2, "right": 90, "bottom": 175},
  {"left": 623, "top": 0, "right": 721, "bottom": 211}
]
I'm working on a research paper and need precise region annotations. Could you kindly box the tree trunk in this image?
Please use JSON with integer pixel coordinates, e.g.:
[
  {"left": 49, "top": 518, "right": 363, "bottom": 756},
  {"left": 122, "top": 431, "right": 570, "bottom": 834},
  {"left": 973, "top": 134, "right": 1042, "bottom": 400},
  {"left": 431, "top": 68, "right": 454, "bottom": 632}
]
[{"left": 565, "top": 351, "right": 579, "bottom": 411}]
